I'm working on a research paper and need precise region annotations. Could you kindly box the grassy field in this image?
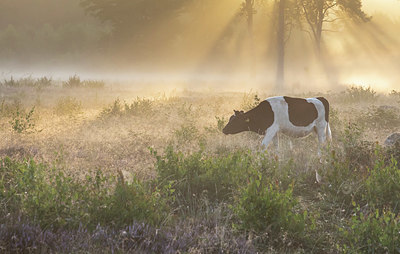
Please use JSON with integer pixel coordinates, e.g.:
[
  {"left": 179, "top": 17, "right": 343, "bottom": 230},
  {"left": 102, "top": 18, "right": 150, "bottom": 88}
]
[{"left": 1, "top": 76, "right": 400, "bottom": 253}]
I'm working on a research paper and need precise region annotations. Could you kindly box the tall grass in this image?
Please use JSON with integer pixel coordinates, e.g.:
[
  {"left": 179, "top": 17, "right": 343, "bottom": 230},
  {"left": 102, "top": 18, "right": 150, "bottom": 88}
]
[{"left": 1, "top": 83, "right": 400, "bottom": 253}]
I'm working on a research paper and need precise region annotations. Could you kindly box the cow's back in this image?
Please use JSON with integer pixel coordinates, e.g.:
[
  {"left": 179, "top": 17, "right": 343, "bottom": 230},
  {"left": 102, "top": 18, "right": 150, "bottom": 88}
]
[{"left": 266, "top": 96, "right": 325, "bottom": 137}]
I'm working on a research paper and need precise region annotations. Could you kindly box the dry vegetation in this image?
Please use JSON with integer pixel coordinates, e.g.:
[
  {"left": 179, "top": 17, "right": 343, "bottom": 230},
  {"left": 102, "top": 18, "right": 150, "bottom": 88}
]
[{"left": 1, "top": 77, "right": 400, "bottom": 253}]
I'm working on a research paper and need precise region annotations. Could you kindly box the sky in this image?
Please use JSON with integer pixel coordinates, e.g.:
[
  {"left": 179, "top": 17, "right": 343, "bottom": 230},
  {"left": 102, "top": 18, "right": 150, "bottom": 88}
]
[{"left": 363, "top": 0, "right": 400, "bottom": 18}]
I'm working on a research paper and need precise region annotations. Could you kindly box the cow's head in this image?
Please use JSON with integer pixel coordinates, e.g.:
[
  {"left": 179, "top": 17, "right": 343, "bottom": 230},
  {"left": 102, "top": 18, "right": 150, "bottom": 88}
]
[{"left": 222, "top": 110, "right": 250, "bottom": 135}]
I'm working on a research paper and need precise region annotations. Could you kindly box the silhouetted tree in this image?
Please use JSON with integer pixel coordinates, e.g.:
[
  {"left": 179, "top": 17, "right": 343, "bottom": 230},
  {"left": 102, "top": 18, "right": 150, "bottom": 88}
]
[
  {"left": 242, "top": 0, "right": 256, "bottom": 37},
  {"left": 276, "top": 0, "right": 285, "bottom": 89},
  {"left": 273, "top": 0, "right": 299, "bottom": 90},
  {"left": 241, "top": 0, "right": 256, "bottom": 74},
  {"left": 80, "top": 0, "right": 188, "bottom": 40},
  {"left": 299, "top": 0, "right": 370, "bottom": 54}
]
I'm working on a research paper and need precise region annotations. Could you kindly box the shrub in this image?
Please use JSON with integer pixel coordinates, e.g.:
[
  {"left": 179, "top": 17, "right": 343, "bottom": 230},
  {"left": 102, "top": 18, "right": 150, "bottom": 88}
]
[
  {"left": 321, "top": 149, "right": 366, "bottom": 209},
  {"left": 339, "top": 207, "right": 400, "bottom": 253},
  {"left": 341, "top": 122, "right": 374, "bottom": 170},
  {"left": 9, "top": 106, "right": 36, "bottom": 133},
  {"left": 241, "top": 91, "right": 261, "bottom": 111},
  {"left": 62, "top": 75, "right": 82, "bottom": 88},
  {"left": 357, "top": 106, "right": 400, "bottom": 130},
  {"left": 1, "top": 76, "right": 34, "bottom": 88},
  {"left": 204, "top": 116, "right": 227, "bottom": 134},
  {"left": 124, "top": 97, "right": 153, "bottom": 116},
  {"left": 173, "top": 123, "right": 199, "bottom": 144},
  {"left": 233, "top": 173, "right": 307, "bottom": 242},
  {"left": 1, "top": 76, "right": 53, "bottom": 89},
  {"left": 92, "top": 178, "right": 170, "bottom": 227},
  {"left": 34, "top": 76, "right": 53, "bottom": 90},
  {"left": 100, "top": 98, "right": 124, "bottom": 118},
  {"left": 215, "top": 116, "right": 226, "bottom": 132},
  {"left": 100, "top": 98, "right": 154, "bottom": 119},
  {"left": 0, "top": 157, "right": 169, "bottom": 230},
  {"left": 364, "top": 156, "right": 400, "bottom": 214},
  {"left": 62, "top": 76, "right": 105, "bottom": 89},
  {"left": 1, "top": 76, "right": 19, "bottom": 87},
  {"left": 152, "top": 146, "right": 257, "bottom": 205},
  {"left": 83, "top": 80, "right": 105, "bottom": 89},
  {"left": 54, "top": 96, "right": 82, "bottom": 116},
  {"left": 341, "top": 85, "right": 378, "bottom": 103}
]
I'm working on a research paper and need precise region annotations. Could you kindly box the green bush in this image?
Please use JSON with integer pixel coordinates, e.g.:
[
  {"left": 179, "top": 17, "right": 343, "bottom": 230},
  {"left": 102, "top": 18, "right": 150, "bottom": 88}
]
[
  {"left": 91, "top": 178, "right": 170, "bottom": 227},
  {"left": 339, "top": 207, "right": 400, "bottom": 253},
  {"left": 233, "top": 173, "right": 307, "bottom": 240},
  {"left": 152, "top": 146, "right": 258, "bottom": 205},
  {"left": 364, "top": 157, "right": 400, "bottom": 214},
  {"left": 9, "top": 106, "right": 36, "bottom": 133},
  {"left": 0, "top": 157, "right": 169, "bottom": 229},
  {"left": 321, "top": 150, "right": 366, "bottom": 209}
]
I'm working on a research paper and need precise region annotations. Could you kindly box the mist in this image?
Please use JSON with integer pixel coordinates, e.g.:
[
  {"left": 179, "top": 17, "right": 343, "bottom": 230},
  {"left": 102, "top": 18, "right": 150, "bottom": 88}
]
[{"left": 1, "top": 0, "right": 400, "bottom": 93}]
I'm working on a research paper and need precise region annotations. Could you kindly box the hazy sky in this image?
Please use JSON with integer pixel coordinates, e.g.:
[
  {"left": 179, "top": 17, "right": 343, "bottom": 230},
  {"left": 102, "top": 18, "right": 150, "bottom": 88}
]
[{"left": 363, "top": 0, "right": 400, "bottom": 18}]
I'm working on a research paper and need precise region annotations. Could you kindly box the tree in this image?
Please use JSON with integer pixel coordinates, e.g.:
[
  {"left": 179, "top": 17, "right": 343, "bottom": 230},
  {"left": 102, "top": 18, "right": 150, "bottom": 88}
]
[
  {"left": 276, "top": 0, "right": 286, "bottom": 90},
  {"left": 241, "top": 0, "right": 256, "bottom": 74},
  {"left": 80, "top": 0, "right": 188, "bottom": 40},
  {"left": 273, "top": 0, "right": 299, "bottom": 90},
  {"left": 242, "top": 0, "right": 256, "bottom": 37},
  {"left": 299, "top": 0, "right": 370, "bottom": 55}
]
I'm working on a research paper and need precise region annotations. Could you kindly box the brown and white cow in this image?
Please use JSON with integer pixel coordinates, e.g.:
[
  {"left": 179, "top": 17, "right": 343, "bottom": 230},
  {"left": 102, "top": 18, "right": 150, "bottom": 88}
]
[{"left": 222, "top": 96, "right": 331, "bottom": 151}]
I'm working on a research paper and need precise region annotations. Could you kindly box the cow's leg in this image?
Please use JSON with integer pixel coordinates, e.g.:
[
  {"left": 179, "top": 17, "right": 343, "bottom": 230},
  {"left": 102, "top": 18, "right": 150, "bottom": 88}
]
[
  {"left": 315, "top": 123, "right": 327, "bottom": 156},
  {"left": 262, "top": 124, "right": 279, "bottom": 151}
]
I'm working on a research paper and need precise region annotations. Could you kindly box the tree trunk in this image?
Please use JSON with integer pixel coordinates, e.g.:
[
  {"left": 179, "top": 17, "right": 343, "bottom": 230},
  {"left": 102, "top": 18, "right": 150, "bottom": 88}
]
[
  {"left": 276, "top": 0, "right": 285, "bottom": 91},
  {"left": 246, "top": 0, "right": 254, "bottom": 35},
  {"left": 246, "top": 0, "right": 255, "bottom": 76},
  {"left": 315, "top": 0, "right": 324, "bottom": 56}
]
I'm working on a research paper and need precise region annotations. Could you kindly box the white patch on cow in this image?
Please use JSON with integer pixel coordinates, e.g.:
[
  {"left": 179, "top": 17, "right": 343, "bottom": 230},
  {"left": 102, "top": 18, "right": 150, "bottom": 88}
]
[{"left": 260, "top": 96, "right": 330, "bottom": 152}]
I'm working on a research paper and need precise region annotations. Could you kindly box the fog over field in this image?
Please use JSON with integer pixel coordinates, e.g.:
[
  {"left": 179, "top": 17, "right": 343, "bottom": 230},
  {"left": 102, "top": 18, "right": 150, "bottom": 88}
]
[{"left": 1, "top": 0, "right": 400, "bottom": 92}]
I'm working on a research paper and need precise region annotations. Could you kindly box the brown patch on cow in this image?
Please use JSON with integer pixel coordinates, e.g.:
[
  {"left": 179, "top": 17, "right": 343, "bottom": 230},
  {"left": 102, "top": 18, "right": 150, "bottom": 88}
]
[
  {"left": 223, "top": 100, "right": 274, "bottom": 135},
  {"left": 316, "top": 97, "right": 329, "bottom": 122},
  {"left": 284, "top": 96, "right": 318, "bottom": 127},
  {"left": 246, "top": 100, "right": 274, "bottom": 134}
]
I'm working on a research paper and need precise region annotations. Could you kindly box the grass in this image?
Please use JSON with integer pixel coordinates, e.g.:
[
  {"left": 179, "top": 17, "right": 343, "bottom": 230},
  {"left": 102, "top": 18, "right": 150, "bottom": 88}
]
[{"left": 0, "top": 79, "right": 400, "bottom": 252}]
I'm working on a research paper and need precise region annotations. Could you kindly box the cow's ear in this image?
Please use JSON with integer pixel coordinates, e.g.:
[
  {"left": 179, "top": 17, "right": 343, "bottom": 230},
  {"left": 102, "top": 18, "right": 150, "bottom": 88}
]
[
  {"left": 245, "top": 118, "right": 250, "bottom": 123},
  {"left": 234, "top": 110, "right": 239, "bottom": 115},
  {"left": 240, "top": 110, "right": 244, "bottom": 114}
]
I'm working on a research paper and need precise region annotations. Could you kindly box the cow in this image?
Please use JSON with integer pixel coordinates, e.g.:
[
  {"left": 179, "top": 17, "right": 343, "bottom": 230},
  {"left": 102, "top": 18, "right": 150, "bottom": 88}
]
[{"left": 222, "top": 96, "right": 331, "bottom": 152}]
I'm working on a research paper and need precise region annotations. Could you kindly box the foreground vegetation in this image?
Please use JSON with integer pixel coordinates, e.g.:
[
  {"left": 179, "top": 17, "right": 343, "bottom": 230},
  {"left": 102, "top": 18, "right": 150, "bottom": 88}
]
[{"left": 1, "top": 77, "right": 400, "bottom": 253}]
